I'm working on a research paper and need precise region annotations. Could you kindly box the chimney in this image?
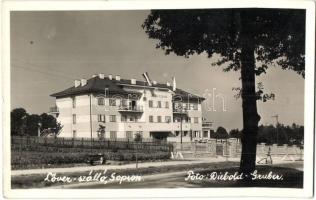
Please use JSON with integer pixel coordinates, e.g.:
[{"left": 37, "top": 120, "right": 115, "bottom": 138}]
[
  {"left": 152, "top": 80, "right": 157, "bottom": 85},
  {"left": 166, "top": 82, "right": 170, "bottom": 87},
  {"left": 131, "top": 78, "right": 136, "bottom": 85},
  {"left": 99, "top": 73, "right": 105, "bottom": 79},
  {"left": 81, "top": 78, "right": 87, "bottom": 86},
  {"left": 172, "top": 77, "right": 176, "bottom": 91},
  {"left": 108, "top": 74, "right": 113, "bottom": 80},
  {"left": 115, "top": 75, "right": 121, "bottom": 81},
  {"left": 74, "top": 80, "right": 80, "bottom": 87}
]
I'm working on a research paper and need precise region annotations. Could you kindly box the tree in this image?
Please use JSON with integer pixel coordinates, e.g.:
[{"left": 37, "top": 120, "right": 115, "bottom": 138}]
[
  {"left": 134, "top": 132, "right": 143, "bottom": 142},
  {"left": 229, "top": 129, "right": 242, "bottom": 139},
  {"left": 215, "top": 126, "right": 229, "bottom": 139},
  {"left": 11, "top": 108, "right": 62, "bottom": 136},
  {"left": 143, "top": 9, "right": 305, "bottom": 175},
  {"left": 97, "top": 125, "right": 106, "bottom": 140},
  {"left": 40, "top": 113, "right": 62, "bottom": 136},
  {"left": 25, "top": 114, "right": 41, "bottom": 136},
  {"left": 11, "top": 108, "right": 28, "bottom": 135}
]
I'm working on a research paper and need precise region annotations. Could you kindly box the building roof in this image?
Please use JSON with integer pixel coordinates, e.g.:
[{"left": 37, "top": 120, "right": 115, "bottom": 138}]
[{"left": 50, "top": 76, "right": 205, "bottom": 101}]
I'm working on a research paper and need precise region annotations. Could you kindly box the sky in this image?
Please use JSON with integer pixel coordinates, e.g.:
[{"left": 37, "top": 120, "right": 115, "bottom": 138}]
[{"left": 10, "top": 10, "right": 305, "bottom": 130}]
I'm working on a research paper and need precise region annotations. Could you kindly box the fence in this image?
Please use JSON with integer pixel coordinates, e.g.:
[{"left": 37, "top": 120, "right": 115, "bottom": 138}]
[
  {"left": 171, "top": 138, "right": 304, "bottom": 159},
  {"left": 11, "top": 136, "right": 172, "bottom": 152},
  {"left": 11, "top": 136, "right": 173, "bottom": 169}
]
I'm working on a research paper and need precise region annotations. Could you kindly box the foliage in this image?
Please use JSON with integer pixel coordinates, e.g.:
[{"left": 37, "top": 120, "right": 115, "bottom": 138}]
[
  {"left": 257, "top": 123, "right": 304, "bottom": 145},
  {"left": 210, "top": 126, "right": 229, "bottom": 139},
  {"left": 142, "top": 9, "right": 305, "bottom": 77},
  {"left": 229, "top": 129, "right": 242, "bottom": 139},
  {"left": 40, "top": 113, "right": 62, "bottom": 135},
  {"left": 97, "top": 125, "right": 106, "bottom": 139},
  {"left": 134, "top": 132, "right": 143, "bottom": 142},
  {"left": 11, "top": 108, "right": 28, "bottom": 135},
  {"left": 10, "top": 108, "right": 62, "bottom": 136},
  {"left": 25, "top": 114, "right": 41, "bottom": 136}
]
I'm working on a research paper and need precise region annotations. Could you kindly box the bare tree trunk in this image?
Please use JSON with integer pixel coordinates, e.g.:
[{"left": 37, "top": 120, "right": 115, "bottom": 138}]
[{"left": 239, "top": 13, "right": 261, "bottom": 179}]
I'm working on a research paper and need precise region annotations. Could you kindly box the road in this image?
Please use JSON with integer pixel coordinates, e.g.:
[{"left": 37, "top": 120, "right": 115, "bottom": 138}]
[
  {"left": 54, "top": 171, "right": 197, "bottom": 189},
  {"left": 51, "top": 161, "right": 303, "bottom": 189}
]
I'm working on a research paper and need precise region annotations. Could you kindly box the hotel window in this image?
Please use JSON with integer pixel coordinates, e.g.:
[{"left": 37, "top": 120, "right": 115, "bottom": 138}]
[
  {"left": 190, "top": 103, "right": 198, "bottom": 110},
  {"left": 109, "top": 98, "right": 116, "bottom": 106},
  {"left": 165, "top": 116, "right": 171, "bottom": 123},
  {"left": 203, "top": 131, "right": 208, "bottom": 138},
  {"left": 121, "top": 115, "right": 127, "bottom": 122},
  {"left": 174, "top": 102, "right": 182, "bottom": 110},
  {"left": 157, "top": 116, "right": 162, "bottom": 123},
  {"left": 72, "top": 114, "right": 76, "bottom": 124},
  {"left": 98, "top": 114, "right": 105, "bottom": 122},
  {"left": 120, "top": 99, "right": 127, "bottom": 106},
  {"left": 149, "top": 115, "right": 154, "bottom": 123},
  {"left": 165, "top": 101, "right": 169, "bottom": 108},
  {"left": 110, "top": 115, "right": 116, "bottom": 122},
  {"left": 72, "top": 97, "right": 76, "bottom": 108},
  {"left": 149, "top": 100, "right": 153, "bottom": 108},
  {"left": 183, "top": 103, "right": 188, "bottom": 110},
  {"left": 98, "top": 97, "right": 105, "bottom": 106},
  {"left": 157, "top": 101, "right": 162, "bottom": 108},
  {"left": 110, "top": 131, "right": 117, "bottom": 140},
  {"left": 126, "top": 131, "right": 133, "bottom": 140},
  {"left": 175, "top": 131, "right": 180, "bottom": 136},
  {"left": 173, "top": 117, "right": 180, "bottom": 123},
  {"left": 194, "top": 117, "right": 199, "bottom": 123},
  {"left": 72, "top": 130, "right": 77, "bottom": 138}
]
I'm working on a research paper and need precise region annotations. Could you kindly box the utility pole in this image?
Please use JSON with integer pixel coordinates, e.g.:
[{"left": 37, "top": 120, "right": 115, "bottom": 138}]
[
  {"left": 272, "top": 115, "right": 279, "bottom": 144},
  {"left": 180, "top": 115, "right": 183, "bottom": 144}
]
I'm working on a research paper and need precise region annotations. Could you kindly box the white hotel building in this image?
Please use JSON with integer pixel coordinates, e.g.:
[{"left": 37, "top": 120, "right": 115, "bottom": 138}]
[{"left": 50, "top": 73, "right": 205, "bottom": 141}]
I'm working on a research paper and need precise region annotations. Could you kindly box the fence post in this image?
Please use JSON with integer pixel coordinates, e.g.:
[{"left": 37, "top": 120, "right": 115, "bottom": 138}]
[{"left": 229, "top": 138, "right": 238, "bottom": 158}]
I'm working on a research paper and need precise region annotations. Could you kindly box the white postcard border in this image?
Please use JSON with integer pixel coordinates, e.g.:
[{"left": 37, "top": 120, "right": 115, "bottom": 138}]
[{"left": 2, "top": 0, "right": 315, "bottom": 198}]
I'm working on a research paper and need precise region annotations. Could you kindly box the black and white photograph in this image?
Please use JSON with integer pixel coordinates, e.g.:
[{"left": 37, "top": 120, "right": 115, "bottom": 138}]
[{"left": 2, "top": 0, "right": 315, "bottom": 198}]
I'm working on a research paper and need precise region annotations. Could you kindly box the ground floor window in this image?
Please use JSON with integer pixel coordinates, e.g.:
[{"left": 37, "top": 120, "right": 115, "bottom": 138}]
[
  {"left": 110, "top": 131, "right": 117, "bottom": 139},
  {"left": 175, "top": 131, "right": 180, "bottom": 136},
  {"left": 203, "top": 131, "right": 208, "bottom": 138},
  {"left": 194, "top": 131, "right": 200, "bottom": 138},
  {"left": 126, "top": 131, "right": 133, "bottom": 139},
  {"left": 183, "top": 131, "right": 188, "bottom": 136},
  {"left": 134, "top": 131, "right": 143, "bottom": 141}
]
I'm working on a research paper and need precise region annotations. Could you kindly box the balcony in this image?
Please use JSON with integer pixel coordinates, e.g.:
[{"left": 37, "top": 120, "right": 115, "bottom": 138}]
[
  {"left": 49, "top": 106, "right": 59, "bottom": 113},
  {"left": 118, "top": 105, "right": 143, "bottom": 113},
  {"left": 173, "top": 108, "right": 188, "bottom": 115},
  {"left": 202, "top": 122, "right": 213, "bottom": 129}
]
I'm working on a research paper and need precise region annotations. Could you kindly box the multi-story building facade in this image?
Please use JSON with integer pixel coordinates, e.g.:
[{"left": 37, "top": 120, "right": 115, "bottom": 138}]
[{"left": 50, "top": 73, "right": 205, "bottom": 141}]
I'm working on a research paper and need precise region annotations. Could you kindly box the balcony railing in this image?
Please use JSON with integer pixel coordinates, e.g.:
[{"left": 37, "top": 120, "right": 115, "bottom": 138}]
[
  {"left": 118, "top": 105, "right": 143, "bottom": 113},
  {"left": 202, "top": 122, "right": 213, "bottom": 128},
  {"left": 173, "top": 108, "right": 188, "bottom": 114},
  {"left": 49, "top": 106, "right": 59, "bottom": 113}
]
